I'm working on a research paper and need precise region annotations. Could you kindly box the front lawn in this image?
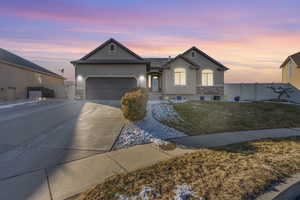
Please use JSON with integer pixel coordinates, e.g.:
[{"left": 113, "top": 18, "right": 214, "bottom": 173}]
[
  {"left": 79, "top": 137, "right": 300, "bottom": 200},
  {"left": 162, "top": 101, "right": 300, "bottom": 136}
]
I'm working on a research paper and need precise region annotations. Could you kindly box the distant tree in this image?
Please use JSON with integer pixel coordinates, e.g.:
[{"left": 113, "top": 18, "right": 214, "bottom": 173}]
[{"left": 267, "top": 84, "right": 294, "bottom": 100}]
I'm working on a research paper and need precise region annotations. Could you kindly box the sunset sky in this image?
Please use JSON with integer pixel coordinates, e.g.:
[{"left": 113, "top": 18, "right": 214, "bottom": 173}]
[{"left": 1, "top": 0, "right": 300, "bottom": 82}]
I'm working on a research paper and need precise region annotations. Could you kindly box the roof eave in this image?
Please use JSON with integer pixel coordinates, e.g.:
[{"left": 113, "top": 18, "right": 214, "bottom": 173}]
[
  {"left": 183, "top": 47, "right": 229, "bottom": 70},
  {"left": 78, "top": 38, "right": 145, "bottom": 61},
  {"left": 0, "top": 59, "right": 65, "bottom": 80}
]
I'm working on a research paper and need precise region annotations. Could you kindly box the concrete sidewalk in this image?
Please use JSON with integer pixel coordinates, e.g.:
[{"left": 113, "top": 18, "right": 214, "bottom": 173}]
[
  {"left": 0, "top": 144, "right": 195, "bottom": 200},
  {"left": 169, "top": 128, "right": 300, "bottom": 148},
  {"left": 1, "top": 128, "right": 300, "bottom": 200}
]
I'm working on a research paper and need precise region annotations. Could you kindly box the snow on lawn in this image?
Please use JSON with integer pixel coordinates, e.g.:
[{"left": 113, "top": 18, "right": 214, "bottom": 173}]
[
  {"left": 116, "top": 184, "right": 204, "bottom": 200},
  {"left": 174, "top": 184, "right": 203, "bottom": 200},
  {"left": 113, "top": 102, "right": 186, "bottom": 150}
]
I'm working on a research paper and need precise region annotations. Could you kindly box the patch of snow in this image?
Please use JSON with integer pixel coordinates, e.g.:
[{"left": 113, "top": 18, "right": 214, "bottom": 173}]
[
  {"left": 150, "top": 138, "right": 170, "bottom": 146},
  {"left": 116, "top": 185, "right": 203, "bottom": 200},
  {"left": 0, "top": 100, "right": 39, "bottom": 109},
  {"left": 139, "top": 186, "right": 160, "bottom": 200},
  {"left": 169, "top": 99, "right": 188, "bottom": 104},
  {"left": 174, "top": 184, "right": 203, "bottom": 200},
  {"left": 113, "top": 102, "right": 186, "bottom": 150},
  {"left": 116, "top": 186, "right": 159, "bottom": 200}
]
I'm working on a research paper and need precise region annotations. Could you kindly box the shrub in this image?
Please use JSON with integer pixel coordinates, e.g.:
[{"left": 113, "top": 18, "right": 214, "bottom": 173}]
[{"left": 121, "top": 88, "right": 149, "bottom": 121}]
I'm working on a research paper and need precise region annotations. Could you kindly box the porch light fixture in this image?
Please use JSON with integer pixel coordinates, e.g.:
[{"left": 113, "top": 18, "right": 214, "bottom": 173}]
[
  {"left": 77, "top": 75, "right": 83, "bottom": 82},
  {"left": 139, "top": 75, "right": 145, "bottom": 81}
]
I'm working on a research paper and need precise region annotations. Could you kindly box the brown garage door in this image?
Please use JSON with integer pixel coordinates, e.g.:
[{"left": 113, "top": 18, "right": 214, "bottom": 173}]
[{"left": 86, "top": 77, "right": 137, "bottom": 100}]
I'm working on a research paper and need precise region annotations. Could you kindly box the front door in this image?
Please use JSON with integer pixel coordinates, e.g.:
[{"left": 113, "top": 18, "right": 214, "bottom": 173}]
[{"left": 152, "top": 76, "right": 159, "bottom": 92}]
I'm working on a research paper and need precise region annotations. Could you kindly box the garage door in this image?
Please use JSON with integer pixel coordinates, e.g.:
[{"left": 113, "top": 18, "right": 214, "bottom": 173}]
[{"left": 86, "top": 77, "right": 137, "bottom": 100}]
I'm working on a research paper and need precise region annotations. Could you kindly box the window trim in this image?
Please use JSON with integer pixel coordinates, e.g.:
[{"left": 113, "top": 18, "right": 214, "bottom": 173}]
[
  {"left": 174, "top": 68, "right": 186, "bottom": 86},
  {"left": 202, "top": 69, "right": 214, "bottom": 86},
  {"left": 191, "top": 51, "right": 196, "bottom": 58},
  {"left": 288, "top": 62, "right": 293, "bottom": 78},
  {"left": 109, "top": 43, "right": 116, "bottom": 53}
]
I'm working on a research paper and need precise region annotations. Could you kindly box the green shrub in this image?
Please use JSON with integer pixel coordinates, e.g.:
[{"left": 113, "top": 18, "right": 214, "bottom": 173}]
[{"left": 121, "top": 88, "right": 149, "bottom": 121}]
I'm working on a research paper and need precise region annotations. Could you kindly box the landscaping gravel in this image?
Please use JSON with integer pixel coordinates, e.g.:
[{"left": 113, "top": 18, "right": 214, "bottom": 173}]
[{"left": 113, "top": 102, "right": 186, "bottom": 150}]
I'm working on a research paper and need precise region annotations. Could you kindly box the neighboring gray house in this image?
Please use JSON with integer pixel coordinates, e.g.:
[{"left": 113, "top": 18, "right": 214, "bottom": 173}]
[{"left": 71, "top": 38, "right": 229, "bottom": 100}]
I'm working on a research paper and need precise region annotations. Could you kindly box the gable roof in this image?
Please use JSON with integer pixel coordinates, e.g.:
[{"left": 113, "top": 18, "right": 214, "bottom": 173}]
[
  {"left": 144, "top": 58, "right": 169, "bottom": 68},
  {"left": 162, "top": 54, "right": 201, "bottom": 69},
  {"left": 280, "top": 52, "right": 300, "bottom": 68},
  {"left": 71, "top": 59, "right": 149, "bottom": 64},
  {"left": 72, "top": 38, "right": 144, "bottom": 64},
  {"left": 0, "top": 48, "right": 64, "bottom": 79},
  {"left": 182, "top": 47, "right": 229, "bottom": 70}
]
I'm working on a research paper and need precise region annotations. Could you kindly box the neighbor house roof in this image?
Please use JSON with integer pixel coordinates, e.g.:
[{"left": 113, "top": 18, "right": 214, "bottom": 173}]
[
  {"left": 71, "top": 38, "right": 145, "bottom": 64},
  {"left": 280, "top": 52, "right": 300, "bottom": 68},
  {"left": 0, "top": 48, "right": 64, "bottom": 79},
  {"left": 182, "top": 47, "right": 229, "bottom": 70}
]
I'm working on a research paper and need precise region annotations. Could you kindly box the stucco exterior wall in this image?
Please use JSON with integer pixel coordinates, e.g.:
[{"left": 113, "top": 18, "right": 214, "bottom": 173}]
[
  {"left": 87, "top": 42, "right": 138, "bottom": 60},
  {"left": 162, "top": 57, "right": 197, "bottom": 95},
  {"left": 224, "top": 83, "right": 300, "bottom": 103},
  {"left": 75, "top": 63, "right": 147, "bottom": 98},
  {"left": 183, "top": 51, "right": 224, "bottom": 86},
  {"left": 0, "top": 61, "right": 65, "bottom": 100},
  {"left": 282, "top": 60, "right": 300, "bottom": 89}
]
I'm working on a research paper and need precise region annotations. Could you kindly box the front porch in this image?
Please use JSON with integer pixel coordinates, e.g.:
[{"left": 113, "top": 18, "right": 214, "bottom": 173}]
[
  {"left": 147, "top": 72, "right": 162, "bottom": 93},
  {"left": 147, "top": 71, "right": 163, "bottom": 100}
]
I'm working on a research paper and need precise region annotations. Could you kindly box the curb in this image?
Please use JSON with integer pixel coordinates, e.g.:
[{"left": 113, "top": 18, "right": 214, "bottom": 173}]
[{"left": 256, "top": 173, "right": 300, "bottom": 200}]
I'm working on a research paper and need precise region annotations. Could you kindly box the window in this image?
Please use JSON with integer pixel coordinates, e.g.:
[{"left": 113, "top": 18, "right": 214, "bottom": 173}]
[
  {"left": 213, "top": 96, "right": 221, "bottom": 101},
  {"left": 35, "top": 73, "right": 42, "bottom": 84},
  {"left": 174, "top": 68, "right": 186, "bottom": 86},
  {"left": 191, "top": 51, "right": 196, "bottom": 58},
  {"left": 109, "top": 43, "right": 116, "bottom": 53},
  {"left": 202, "top": 69, "right": 213, "bottom": 86}
]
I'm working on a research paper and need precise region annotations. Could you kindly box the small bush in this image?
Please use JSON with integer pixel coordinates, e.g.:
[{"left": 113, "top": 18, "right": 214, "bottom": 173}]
[{"left": 121, "top": 88, "right": 149, "bottom": 121}]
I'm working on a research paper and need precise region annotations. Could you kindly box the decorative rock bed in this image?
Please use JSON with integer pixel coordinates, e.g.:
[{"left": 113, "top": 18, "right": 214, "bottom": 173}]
[{"left": 113, "top": 102, "right": 186, "bottom": 150}]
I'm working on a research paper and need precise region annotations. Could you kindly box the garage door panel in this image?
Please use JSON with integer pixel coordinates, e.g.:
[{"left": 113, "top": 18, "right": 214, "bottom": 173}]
[{"left": 86, "top": 77, "right": 137, "bottom": 100}]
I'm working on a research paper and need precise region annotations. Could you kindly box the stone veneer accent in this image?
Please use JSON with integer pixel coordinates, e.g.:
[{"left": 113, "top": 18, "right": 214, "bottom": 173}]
[{"left": 197, "top": 86, "right": 224, "bottom": 96}]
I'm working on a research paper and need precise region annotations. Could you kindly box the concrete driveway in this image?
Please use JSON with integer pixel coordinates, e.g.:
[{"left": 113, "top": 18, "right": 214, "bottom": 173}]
[{"left": 0, "top": 100, "right": 124, "bottom": 181}]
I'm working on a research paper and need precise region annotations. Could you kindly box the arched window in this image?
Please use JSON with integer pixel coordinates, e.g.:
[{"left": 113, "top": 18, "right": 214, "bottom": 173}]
[
  {"left": 202, "top": 69, "right": 213, "bottom": 86},
  {"left": 174, "top": 68, "right": 186, "bottom": 86}
]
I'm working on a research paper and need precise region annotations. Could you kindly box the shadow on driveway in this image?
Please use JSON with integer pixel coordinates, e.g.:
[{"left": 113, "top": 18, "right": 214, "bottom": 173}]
[{"left": 0, "top": 100, "right": 124, "bottom": 200}]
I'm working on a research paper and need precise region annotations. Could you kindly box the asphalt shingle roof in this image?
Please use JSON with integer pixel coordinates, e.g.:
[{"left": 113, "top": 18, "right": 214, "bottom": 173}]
[
  {"left": 144, "top": 58, "right": 170, "bottom": 68},
  {"left": 0, "top": 48, "right": 64, "bottom": 79},
  {"left": 290, "top": 52, "right": 300, "bottom": 66},
  {"left": 72, "top": 59, "right": 149, "bottom": 64}
]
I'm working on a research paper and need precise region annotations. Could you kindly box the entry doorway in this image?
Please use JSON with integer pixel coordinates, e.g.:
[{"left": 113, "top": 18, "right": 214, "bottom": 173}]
[
  {"left": 152, "top": 76, "right": 159, "bottom": 92},
  {"left": 147, "top": 73, "right": 161, "bottom": 92}
]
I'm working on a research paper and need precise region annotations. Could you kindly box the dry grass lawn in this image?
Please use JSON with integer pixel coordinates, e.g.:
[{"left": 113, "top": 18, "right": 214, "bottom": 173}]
[
  {"left": 162, "top": 101, "right": 300, "bottom": 136},
  {"left": 79, "top": 137, "right": 300, "bottom": 200}
]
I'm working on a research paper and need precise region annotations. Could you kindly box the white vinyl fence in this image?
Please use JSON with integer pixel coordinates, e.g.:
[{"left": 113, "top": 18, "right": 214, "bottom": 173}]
[{"left": 224, "top": 83, "right": 300, "bottom": 103}]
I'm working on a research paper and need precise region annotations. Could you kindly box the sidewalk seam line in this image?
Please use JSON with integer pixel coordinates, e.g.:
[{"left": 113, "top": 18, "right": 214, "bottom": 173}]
[
  {"left": 45, "top": 168, "right": 54, "bottom": 200},
  {"left": 147, "top": 145, "right": 173, "bottom": 158},
  {"left": 105, "top": 154, "right": 129, "bottom": 173},
  {"left": 110, "top": 123, "right": 126, "bottom": 151}
]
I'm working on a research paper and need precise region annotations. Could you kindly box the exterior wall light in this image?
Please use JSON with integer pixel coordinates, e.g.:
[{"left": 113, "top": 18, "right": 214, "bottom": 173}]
[
  {"left": 77, "top": 75, "right": 83, "bottom": 82},
  {"left": 138, "top": 75, "right": 146, "bottom": 88},
  {"left": 139, "top": 75, "right": 145, "bottom": 81}
]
